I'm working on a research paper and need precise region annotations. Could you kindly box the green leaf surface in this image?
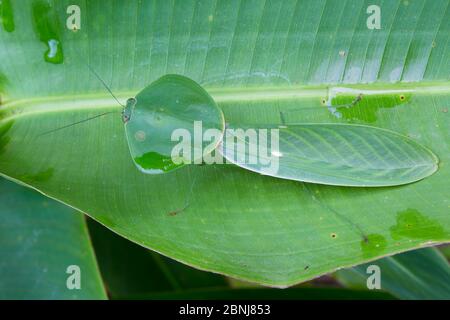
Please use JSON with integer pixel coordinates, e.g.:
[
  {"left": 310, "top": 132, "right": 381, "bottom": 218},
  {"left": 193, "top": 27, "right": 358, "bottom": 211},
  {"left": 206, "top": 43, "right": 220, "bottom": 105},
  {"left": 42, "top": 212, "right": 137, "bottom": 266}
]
[
  {"left": 335, "top": 248, "right": 450, "bottom": 300},
  {"left": 0, "top": 178, "right": 106, "bottom": 299},
  {"left": 220, "top": 123, "right": 438, "bottom": 186},
  {"left": 0, "top": 0, "right": 449, "bottom": 286}
]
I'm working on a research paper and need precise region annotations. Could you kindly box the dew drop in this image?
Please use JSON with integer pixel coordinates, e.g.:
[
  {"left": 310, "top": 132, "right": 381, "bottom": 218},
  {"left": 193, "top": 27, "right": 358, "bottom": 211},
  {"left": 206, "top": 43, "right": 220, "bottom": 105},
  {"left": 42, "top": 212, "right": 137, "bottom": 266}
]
[{"left": 47, "top": 39, "right": 59, "bottom": 59}]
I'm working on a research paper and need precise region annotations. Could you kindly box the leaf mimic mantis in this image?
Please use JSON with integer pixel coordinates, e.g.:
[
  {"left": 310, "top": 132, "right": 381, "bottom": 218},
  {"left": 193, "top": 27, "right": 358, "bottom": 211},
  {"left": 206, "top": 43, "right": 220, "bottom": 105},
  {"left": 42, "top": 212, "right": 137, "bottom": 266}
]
[{"left": 38, "top": 69, "right": 439, "bottom": 187}]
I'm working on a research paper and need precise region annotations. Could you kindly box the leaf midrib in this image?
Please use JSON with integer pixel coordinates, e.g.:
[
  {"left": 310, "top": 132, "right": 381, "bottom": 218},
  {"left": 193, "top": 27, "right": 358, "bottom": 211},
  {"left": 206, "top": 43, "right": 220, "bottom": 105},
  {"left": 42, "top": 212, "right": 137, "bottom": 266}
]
[{"left": 1, "top": 81, "right": 449, "bottom": 124}]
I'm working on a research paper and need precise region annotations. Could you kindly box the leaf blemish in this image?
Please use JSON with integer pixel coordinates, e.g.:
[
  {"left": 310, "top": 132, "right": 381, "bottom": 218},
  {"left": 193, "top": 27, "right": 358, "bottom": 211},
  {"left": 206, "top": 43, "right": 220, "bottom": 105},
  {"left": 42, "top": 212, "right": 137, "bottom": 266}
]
[
  {"left": 167, "top": 203, "right": 190, "bottom": 216},
  {"left": 134, "top": 130, "right": 146, "bottom": 142},
  {"left": 32, "top": 0, "right": 64, "bottom": 64}
]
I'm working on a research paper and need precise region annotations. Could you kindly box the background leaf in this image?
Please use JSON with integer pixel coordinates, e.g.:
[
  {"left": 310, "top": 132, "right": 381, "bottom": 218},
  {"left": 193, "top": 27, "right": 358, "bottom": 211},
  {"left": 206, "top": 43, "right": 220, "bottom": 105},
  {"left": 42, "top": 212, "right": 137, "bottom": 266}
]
[
  {"left": 439, "top": 244, "right": 450, "bottom": 260},
  {"left": 335, "top": 247, "right": 450, "bottom": 300},
  {"left": 0, "top": 178, "right": 106, "bottom": 299},
  {"left": 0, "top": 0, "right": 449, "bottom": 286},
  {"left": 87, "top": 218, "right": 228, "bottom": 299}
]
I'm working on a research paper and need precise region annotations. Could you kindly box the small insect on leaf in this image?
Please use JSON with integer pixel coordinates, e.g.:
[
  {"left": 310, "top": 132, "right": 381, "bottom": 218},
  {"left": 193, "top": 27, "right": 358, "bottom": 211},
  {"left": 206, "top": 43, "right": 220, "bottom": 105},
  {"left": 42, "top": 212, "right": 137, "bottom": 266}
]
[{"left": 124, "top": 75, "right": 225, "bottom": 174}]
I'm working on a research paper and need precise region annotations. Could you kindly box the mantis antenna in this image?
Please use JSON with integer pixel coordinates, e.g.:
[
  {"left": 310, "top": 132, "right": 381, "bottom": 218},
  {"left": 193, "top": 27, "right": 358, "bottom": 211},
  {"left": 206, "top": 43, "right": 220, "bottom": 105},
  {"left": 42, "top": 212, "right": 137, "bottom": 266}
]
[
  {"left": 87, "top": 64, "right": 125, "bottom": 108},
  {"left": 38, "top": 65, "right": 125, "bottom": 136}
]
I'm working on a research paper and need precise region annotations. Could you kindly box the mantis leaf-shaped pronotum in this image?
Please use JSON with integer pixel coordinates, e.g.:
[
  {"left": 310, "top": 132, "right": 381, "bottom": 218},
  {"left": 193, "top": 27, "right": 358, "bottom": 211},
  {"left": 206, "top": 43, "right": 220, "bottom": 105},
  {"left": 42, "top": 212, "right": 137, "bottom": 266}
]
[{"left": 122, "top": 75, "right": 225, "bottom": 174}]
